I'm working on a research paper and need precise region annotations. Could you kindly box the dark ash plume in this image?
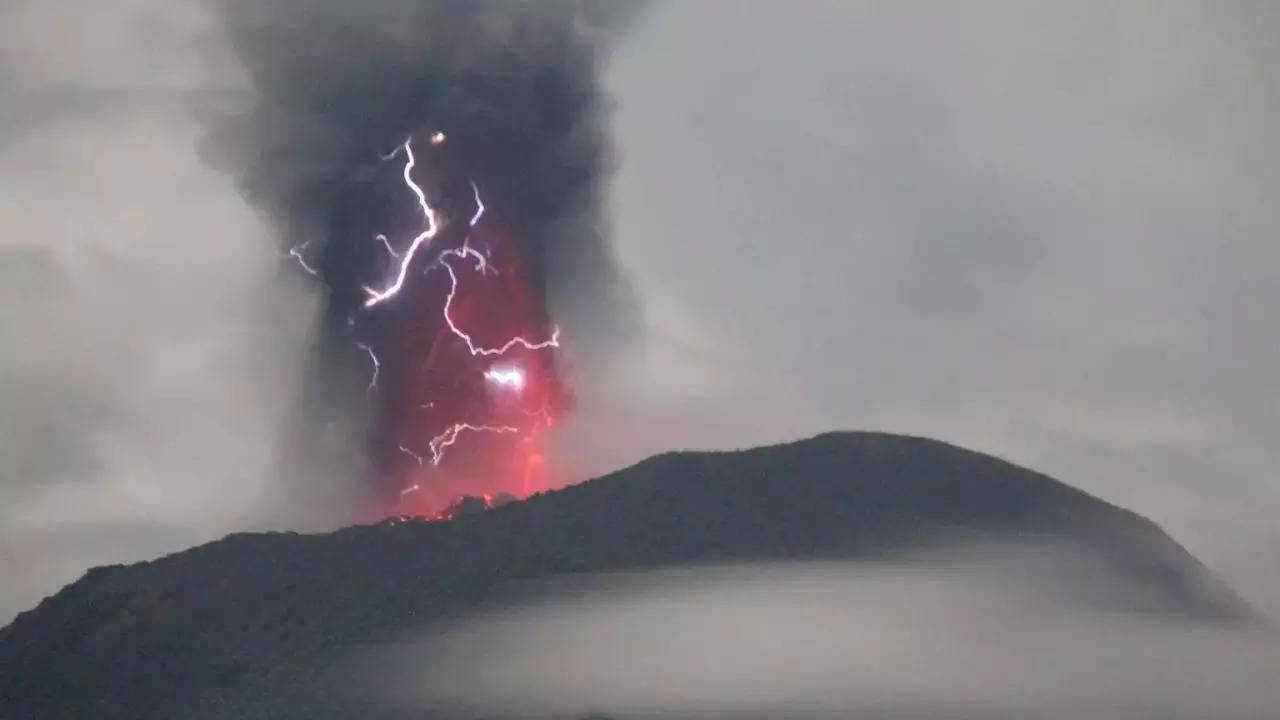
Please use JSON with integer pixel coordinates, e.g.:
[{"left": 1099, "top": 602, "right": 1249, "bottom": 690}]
[{"left": 201, "top": 0, "right": 643, "bottom": 520}]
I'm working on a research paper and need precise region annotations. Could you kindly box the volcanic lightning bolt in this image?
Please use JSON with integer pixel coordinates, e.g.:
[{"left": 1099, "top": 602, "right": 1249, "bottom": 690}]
[
  {"left": 288, "top": 241, "right": 320, "bottom": 276},
  {"left": 373, "top": 234, "right": 400, "bottom": 259},
  {"left": 484, "top": 366, "right": 526, "bottom": 391},
  {"left": 361, "top": 137, "right": 440, "bottom": 309},
  {"left": 427, "top": 423, "right": 521, "bottom": 466},
  {"left": 397, "top": 445, "right": 424, "bottom": 465},
  {"left": 353, "top": 132, "right": 566, "bottom": 504},
  {"left": 356, "top": 343, "right": 380, "bottom": 392},
  {"left": 361, "top": 137, "right": 559, "bottom": 357},
  {"left": 434, "top": 245, "right": 562, "bottom": 357}
]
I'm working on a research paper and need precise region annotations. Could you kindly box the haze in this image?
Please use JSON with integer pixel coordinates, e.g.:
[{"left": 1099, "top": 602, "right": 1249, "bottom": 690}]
[{"left": 364, "top": 557, "right": 1280, "bottom": 718}]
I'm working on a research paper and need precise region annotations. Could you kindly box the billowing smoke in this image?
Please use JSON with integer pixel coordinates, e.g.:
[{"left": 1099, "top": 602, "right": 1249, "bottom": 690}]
[{"left": 202, "top": 0, "right": 642, "bottom": 519}]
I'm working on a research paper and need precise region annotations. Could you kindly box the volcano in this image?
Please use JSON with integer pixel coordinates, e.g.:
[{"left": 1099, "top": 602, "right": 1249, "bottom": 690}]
[{"left": 0, "top": 432, "right": 1257, "bottom": 718}]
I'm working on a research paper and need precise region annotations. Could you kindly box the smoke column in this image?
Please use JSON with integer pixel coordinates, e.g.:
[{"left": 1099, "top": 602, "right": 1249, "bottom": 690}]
[{"left": 202, "top": 0, "right": 641, "bottom": 520}]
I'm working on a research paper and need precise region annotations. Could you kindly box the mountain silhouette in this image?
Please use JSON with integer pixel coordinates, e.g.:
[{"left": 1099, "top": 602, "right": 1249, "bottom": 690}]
[{"left": 0, "top": 432, "right": 1254, "bottom": 718}]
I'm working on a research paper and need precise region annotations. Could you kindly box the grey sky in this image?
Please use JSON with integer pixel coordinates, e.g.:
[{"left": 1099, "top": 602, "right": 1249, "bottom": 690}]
[
  {"left": 0, "top": 0, "right": 319, "bottom": 621},
  {"left": 3, "top": 0, "right": 1278, "bottom": 624}
]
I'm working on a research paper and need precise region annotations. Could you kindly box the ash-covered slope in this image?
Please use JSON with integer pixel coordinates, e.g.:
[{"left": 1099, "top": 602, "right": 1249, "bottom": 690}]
[{"left": 0, "top": 432, "right": 1254, "bottom": 718}]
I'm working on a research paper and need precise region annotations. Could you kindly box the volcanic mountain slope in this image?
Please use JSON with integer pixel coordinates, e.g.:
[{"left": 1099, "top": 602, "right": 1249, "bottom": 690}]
[{"left": 0, "top": 432, "right": 1255, "bottom": 718}]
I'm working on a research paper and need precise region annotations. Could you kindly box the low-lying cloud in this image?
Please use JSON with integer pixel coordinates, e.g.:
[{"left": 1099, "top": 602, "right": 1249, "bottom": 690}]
[{"left": 365, "top": 556, "right": 1279, "bottom": 718}]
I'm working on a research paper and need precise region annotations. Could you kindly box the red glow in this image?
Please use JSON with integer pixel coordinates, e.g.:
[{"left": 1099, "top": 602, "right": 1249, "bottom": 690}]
[{"left": 361, "top": 133, "right": 571, "bottom": 520}]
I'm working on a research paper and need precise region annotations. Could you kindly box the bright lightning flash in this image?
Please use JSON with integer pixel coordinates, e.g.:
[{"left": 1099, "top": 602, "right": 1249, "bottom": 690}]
[
  {"left": 363, "top": 136, "right": 560, "bottom": 356},
  {"left": 484, "top": 366, "right": 526, "bottom": 392},
  {"left": 361, "top": 131, "right": 563, "bottom": 481},
  {"left": 435, "top": 245, "right": 561, "bottom": 357},
  {"left": 469, "top": 181, "right": 485, "bottom": 227},
  {"left": 428, "top": 423, "right": 520, "bottom": 466},
  {"left": 362, "top": 138, "right": 440, "bottom": 308}
]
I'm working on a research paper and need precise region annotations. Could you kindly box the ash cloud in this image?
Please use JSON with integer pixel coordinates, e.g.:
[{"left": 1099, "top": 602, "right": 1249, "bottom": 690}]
[
  {"left": 201, "top": 0, "right": 644, "bottom": 507},
  {"left": 207, "top": 0, "right": 641, "bottom": 327},
  {"left": 0, "top": 0, "right": 650, "bottom": 624}
]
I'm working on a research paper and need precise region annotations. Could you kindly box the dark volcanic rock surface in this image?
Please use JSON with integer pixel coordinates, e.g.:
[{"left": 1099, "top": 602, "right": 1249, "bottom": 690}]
[{"left": 0, "top": 432, "right": 1254, "bottom": 718}]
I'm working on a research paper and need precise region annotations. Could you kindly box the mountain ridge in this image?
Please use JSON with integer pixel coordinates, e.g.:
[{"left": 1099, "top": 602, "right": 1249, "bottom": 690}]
[{"left": 0, "top": 431, "right": 1257, "bottom": 718}]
